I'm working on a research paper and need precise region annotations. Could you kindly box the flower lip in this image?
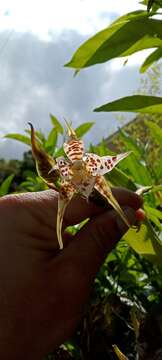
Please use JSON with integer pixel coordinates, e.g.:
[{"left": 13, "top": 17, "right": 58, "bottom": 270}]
[{"left": 71, "top": 159, "right": 84, "bottom": 171}]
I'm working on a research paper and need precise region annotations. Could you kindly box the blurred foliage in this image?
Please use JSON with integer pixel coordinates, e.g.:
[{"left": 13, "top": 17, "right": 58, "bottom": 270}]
[
  {"left": 107, "top": 65, "right": 162, "bottom": 179},
  {"left": 1, "top": 0, "right": 162, "bottom": 358}
]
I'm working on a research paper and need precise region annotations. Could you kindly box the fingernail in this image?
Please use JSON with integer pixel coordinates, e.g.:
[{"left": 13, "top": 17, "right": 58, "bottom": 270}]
[{"left": 135, "top": 208, "right": 146, "bottom": 222}]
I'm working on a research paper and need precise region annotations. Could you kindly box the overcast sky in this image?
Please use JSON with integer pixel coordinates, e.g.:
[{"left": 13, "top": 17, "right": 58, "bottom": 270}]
[{"left": 0, "top": 0, "right": 151, "bottom": 159}]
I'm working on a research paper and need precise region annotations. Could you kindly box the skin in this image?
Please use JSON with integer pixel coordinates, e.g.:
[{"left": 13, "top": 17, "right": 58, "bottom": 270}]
[{"left": 0, "top": 188, "right": 144, "bottom": 360}]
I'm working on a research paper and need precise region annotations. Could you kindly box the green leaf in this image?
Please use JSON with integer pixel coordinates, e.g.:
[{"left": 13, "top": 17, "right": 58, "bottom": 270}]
[
  {"left": 118, "top": 129, "right": 144, "bottom": 159},
  {"left": 0, "top": 174, "right": 14, "bottom": 196},
  {"left": 54, "top": 146, "right": 64, "bottom": 158},
  {"left": 120, "top": 153, "right": 153, "bottom": 186},
  {"left": 140, "top": 47, "right": 162, "bottom": 73},
  {"left": 147, "top": 214, "right": 162, "bottom": 231},
  {"left": 45, "top": 128, "right": 57, "bottom": 151},
  {"left": 65, "top": 11, "right": 162, "bottom": 69},
  {"left": 145, "top": 205, "right": 162, "bottom": 220},
  {"left": 106, "top": 167, "right": 137, "bottom": 191},
  {"left": 147, "top": 0, "right": 156, "bottom": 11},
  {"left": 145, "top": 120, "right": 162, "bottom": 146},
  {"left": 146, "top": 0, "right": 162, "bottom": 12},
  {"left": 89, "top": 140, "right": 112, "bottom": 156},
  {"left": 124, "top": 220, "right": 162, "bottom": 265},
  {"left": 4, "top": 133, "right": 31, "bottom": 146},
  {"left": 94, "top": 95, "right": 162, "bottom": 114},
  {"left": 50, "top": 114, "right": 64, "bottom": 134},
  {"left": 75, "top": 122, "right": 94, "bottom": 138},
  {"left": 145, "top": 206, "right": 162, "bottom": 230}
]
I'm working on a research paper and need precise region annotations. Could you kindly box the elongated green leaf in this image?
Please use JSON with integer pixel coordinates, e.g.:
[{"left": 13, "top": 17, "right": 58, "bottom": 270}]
[
  {"left": 75, "top": 122, "right": 94, "bottom": 138},
  {"left": 144, "top": 205, "right": 162, "bottom": 231},
  {"left": 120, "top": 153, "right": 153, "bottom": 186},
  {"left": 124, "top": 220, "right": 162, "bottom": 265},
  {"left": 45, "top": 128, "right": 57, "bottom": 150},
  {"left": 118, "top": 130, "right": 144, "bottom": 159},
  {"left": 54, "top": 146, "right": 64, "bottom": 158},
  {"left": 0, "top": 174, "right": 14, "bottom": 196},
  {"left": 145, "top": 205, "right": 162, "bottom": 220},
  {"left": 106, "top": 167, "right": 137, "bottom": 191},
  {"left": 140, "top": 47, "right": 162, "bottom": 73},
  {"left": 94, "top": 95, "right": 162, "bottom": 114},
  {"left": 4, "top": 133, "right": 31, "bottom": 145},
  {"left": 147, "top": 0, "right": 156, "bottom": 11},
  {"left": 146, "top": 0, "right": 162, "bottom": 12},
  {"left": 65, "top": 11, "right": 162, "bottom": 69},
  {"left": 50, "top": 114, "right": 64, "bottom": 134},
  {"left": 148, "top": 213, "right": 162, "bottom": 231},
  {"left": 145, "top": 120, "right": 162, "bottom": 146},
  {"left": 89, "top": 140, "right": 112, "bottom": 156},
  {"left": 140, "top": 0, "right": 162, "bottom": 12}
]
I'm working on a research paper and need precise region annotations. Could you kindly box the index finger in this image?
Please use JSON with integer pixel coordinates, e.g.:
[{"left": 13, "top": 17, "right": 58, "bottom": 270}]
[{"left": 64, "top": 187, "right": 143, "bottom": 226}]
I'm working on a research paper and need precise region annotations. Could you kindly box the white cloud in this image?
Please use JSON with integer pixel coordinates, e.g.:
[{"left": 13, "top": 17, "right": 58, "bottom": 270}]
[
  {"left": 0, "top": 0, "right": 147, "bottom": 69},
  {"left": 0, "top": 31, "right": 140, "bottom": 159},
  {"left": 0, "top": 0, "right": 155, "bottom": 160},
  {"left": 0, "top": 0, "right": 143, "bottom": 39}
]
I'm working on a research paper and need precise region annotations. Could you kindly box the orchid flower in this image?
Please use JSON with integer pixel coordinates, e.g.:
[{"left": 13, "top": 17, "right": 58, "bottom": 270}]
[{"left": 29, "top": 122, "right": 131, "bottom": 250}]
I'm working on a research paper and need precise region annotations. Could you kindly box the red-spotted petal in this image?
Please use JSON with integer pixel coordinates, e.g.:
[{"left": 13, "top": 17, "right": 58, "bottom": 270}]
[
  {"left": 84, "top": 153, "right": 102, "bottom": 175},
  {"left": 64, "top": 139, "right": 84, "bottom": 162},
  {"left": 56, "top": 157, "right": 72, "bottom": 179},
  {"left": 84, "top": 152, "right": 131, "bottom": 176}
]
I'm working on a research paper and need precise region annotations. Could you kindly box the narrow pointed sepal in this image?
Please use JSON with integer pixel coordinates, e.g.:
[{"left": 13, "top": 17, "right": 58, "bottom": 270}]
[
  {"left": 112, "top": 344, "right": 128, "bottom": 360},
  {"left": 57, "top": 195, "right": 69, "bottom": 250},
  {"left": 65, "top": 119, "right": 77, "bottom": 140},
  {"left": 57, "top": 182, "right": 75, "bottom": 249},
  {"left": 95, "top": 176, "right": 130, "bottom": 228},
  {"left": 29, "top": 123, "right": 60, "bottom": 190}
]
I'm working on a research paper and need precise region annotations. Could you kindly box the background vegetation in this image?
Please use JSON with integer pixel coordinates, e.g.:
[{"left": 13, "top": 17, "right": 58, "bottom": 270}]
[{"left": 0, "top": 0, "right": 162, "bottom": 359}]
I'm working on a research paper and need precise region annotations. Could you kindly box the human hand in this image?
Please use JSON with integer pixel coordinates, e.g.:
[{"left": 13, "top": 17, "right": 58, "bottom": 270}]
[{"left": 0, "top": 188, "right": 143, "bottom": 360}]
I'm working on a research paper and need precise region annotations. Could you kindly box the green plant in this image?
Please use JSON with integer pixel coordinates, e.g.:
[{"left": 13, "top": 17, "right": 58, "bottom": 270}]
[
  {"left": 65, "top": 1, "right": 162, "bottom": 115},
  {"left": 2, "top": 1, "right": 162, "bottom": 356}
]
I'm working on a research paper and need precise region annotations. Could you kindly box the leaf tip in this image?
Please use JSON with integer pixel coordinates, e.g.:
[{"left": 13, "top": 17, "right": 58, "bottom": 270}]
[
  {"left": 93, "top": 106, "right": 100, "bottom": 112},
  {"left": 139, "top": 64, "right": 145, "bottom": 73},
  {"left": 64, "top": 60, "right": 71, "bottom": 68}
]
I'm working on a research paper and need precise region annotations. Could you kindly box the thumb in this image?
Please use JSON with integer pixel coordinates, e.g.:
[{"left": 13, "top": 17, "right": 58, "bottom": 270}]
[{"left": 62, "top": 207, "right": 136, "bottom": 282}]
